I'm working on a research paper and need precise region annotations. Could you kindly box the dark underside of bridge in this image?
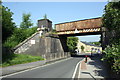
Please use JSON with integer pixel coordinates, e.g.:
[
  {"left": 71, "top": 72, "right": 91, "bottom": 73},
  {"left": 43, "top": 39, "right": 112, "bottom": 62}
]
[{"left": 58, "top": 31, "right": 102, "bottom": 37}]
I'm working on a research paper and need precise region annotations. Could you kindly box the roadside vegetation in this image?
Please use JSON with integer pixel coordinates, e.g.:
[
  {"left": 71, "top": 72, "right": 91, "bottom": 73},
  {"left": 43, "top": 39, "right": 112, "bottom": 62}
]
[
  {"left": 67, "top": 37, "right": 79, "bottom": 55},
  {"left": 2, "top": 4, "right": 43, "bottom": 67},
  {"left": 50, "top": 29, "right": 58, "bottom": 34},
  {"left": 3, "top": 27, "right": 37, "bottom": 48},
  {"left": 90, "top": 42, "right": 101, "bottom": 46},
  {"left": 2, "top": 6, "right": 37, "bottom": 48},
  {"left": 102, "top": 2, "right": 120, "bottom": 75},
  {"left": 1, "top": 54, "right": 44, "bottom": 67}
]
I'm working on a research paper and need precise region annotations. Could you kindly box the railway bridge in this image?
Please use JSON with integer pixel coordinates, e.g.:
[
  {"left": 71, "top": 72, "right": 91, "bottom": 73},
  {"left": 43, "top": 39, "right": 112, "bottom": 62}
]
[
  {"left": 55, "top": 17, "right": 108, "bottom": 51},
  {"left": 13, "top": 17, "right": 110, "bottom": 61}
]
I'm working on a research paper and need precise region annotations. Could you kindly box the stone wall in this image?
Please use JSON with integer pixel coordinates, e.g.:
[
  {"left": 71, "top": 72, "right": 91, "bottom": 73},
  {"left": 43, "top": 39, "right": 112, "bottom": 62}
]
[
  {"left": 39, "top": 37, "right": 70, "bottom": 61},
  {"left": 14, "top": 32, "right": 40, "bottom": 55},
  {"left": 13, "top": 32, "right": 70, "bottom": 62}
]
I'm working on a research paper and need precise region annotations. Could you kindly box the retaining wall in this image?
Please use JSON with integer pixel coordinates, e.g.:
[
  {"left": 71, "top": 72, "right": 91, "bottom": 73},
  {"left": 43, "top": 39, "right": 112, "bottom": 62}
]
[{"left": 13, "top": 32, "right": 70, "bottom": 62}]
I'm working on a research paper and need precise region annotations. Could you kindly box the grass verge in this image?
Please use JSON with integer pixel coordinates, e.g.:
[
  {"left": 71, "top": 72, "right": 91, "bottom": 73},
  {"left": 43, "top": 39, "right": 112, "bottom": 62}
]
[{"left": 1, "top": 54, "right": 44, "bottom": 67}]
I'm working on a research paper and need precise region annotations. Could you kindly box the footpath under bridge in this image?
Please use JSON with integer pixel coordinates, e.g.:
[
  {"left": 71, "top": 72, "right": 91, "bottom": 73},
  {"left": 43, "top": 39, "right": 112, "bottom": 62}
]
[{"left": 55, "top": 17, "right": 102, "bottom": 36}]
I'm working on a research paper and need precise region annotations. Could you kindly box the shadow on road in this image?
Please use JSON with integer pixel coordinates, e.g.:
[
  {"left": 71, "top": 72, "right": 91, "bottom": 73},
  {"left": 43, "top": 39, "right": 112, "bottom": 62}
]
[
  {"left": 71, "top": 54, "right": 92, "bottom": 58},
  {"left": 71, "top": 53, "right": 113, "bottom": 79},
  {"left": 81, "top": 72, "right": 96, "bottom": 80},
  {"left": 87, "top": 54, "right": 110, "bottom": 78}
]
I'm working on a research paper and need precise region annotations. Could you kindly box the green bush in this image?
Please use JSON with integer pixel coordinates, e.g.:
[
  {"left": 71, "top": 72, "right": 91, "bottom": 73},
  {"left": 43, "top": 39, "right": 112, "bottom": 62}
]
[
  {"left": 25, "top": 27, "right": 37, "bottom": 38},
  {"left": 102, "top": 1, "right": 120, "bottom": 75},
  {"left": 102, "top": 45, "right": 120, "bottom": 74},
  {"left": 90, "top": 42, "right": 101, "bottom": 46},
  {"left": 3, "top": 27, "right": 37, "bottom": 48},
  {"left": 81, "top": 45, "right": 85, "bottom": 51},
  {"left": 67, "top": 37, "right": 78, "bottom": 53},
  {"left": 3, "top": 33, "right": 20, "bottom": 48}
]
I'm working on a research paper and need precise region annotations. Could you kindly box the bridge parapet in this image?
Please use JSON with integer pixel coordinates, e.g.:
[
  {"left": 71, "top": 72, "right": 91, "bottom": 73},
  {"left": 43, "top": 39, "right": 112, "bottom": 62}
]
[
  {"left": 55, "top": 17, "right": 102, "bottom": 35},
  {"left": 57, "top": 28, "right": 101, "bottom": 35}
]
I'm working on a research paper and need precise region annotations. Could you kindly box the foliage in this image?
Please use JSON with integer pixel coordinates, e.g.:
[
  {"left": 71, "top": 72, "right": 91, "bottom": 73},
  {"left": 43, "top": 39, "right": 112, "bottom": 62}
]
[
  {"left": 3, "top": 27, "right": 37, "bottom": 48},
  {"left": 2, "top": 5, "right": 16, "bottom": 43},
  {"left": 20, "top": 13, "right": 33, "bottom": 29},
  {"left": 102, "top": 2, "right": 120, "bottom": 44},
  {"left": 90, "top": 42, "right": 101, "bottom": 46},
  {"left": 102, "top": 1, "right": 120, "bottom": 74},
  {"left": 50, "top": 29, "right": 58, "bottom": 34},
  {"left": 1, "top": 54, "right": 44, "bottom": 67},
  {"left": 1, "top": 5, "right": 42, "bottom": 67},
  {"left": 24, "top": 26, "right": 37, "bottom": 38},
  {"left": 81, "top": 45, "right": 85, "bottom": 51},
  {"left": 2, "top": 5, "right": 37, "bottom": 51},
  {"left": 102, "top": 45, "right": 120, "bottom": 74},
  {"left": 67, "top": 37, "right": 78, "bottom": 53},
  {"left": 103, "top": 2, "right": 120, "bottom": 31}
]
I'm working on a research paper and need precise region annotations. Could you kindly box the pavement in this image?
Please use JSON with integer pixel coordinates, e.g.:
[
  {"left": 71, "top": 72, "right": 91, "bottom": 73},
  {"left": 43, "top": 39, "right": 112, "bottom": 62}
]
[{"left": 79, "top": 54, "right": 110, "bottom": 80}]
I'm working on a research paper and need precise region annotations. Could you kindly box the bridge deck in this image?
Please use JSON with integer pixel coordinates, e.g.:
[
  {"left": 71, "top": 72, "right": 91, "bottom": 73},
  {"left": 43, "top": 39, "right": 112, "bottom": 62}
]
[{"left": 55, "top": 17, "right": 102, "bottom": 35}]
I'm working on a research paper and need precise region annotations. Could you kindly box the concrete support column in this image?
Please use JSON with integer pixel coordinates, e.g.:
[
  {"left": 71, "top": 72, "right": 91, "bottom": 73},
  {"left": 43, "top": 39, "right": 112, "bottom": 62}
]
[
  {"left": 59, "top": 36, "right": 68, "bottom": 52},
  {"left": 101, "top": 31, "right": 106, "bottom": 50},
  {"left": 101, "top": 27, "right": 110, "bottom": 50}
]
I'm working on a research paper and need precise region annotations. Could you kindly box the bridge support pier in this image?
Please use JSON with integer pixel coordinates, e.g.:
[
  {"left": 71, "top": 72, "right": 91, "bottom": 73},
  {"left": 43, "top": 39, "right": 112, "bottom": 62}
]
[
  {"left": 59, "top": 36, "right": 68, "bottom": 52},
  {"left": 101, "top": 31, "right": 107, "bottom": 50},
  {"left": 101, "top": 27, "right": 111, "bottom": 50}
]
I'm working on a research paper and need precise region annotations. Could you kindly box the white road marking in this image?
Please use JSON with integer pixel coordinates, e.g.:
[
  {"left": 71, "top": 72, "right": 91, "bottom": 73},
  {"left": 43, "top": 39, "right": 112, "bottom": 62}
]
[
  {"left": 78, "top": 58, "right": 85, "bottom": 78},
  {"left": 78, "top": 62, "right": 81, "bottom": 78},
  {"left": 1, "top": 57, "right": 72, "bottom": 78},
  {"left": 72, "top": 60, "right": 81, "bottom": 79}
]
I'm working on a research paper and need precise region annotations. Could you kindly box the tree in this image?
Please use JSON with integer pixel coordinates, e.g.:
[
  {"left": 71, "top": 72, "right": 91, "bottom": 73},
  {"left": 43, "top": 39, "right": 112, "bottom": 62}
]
[
  {"left": 4, "top": 26, "right": 37, "bottom": 48},
  {"left": 67, "top": 37, "right": 78, "bottom": 52},
  {"left": 102, "top": 2, "right": 120, "bottom": 44},
  {"left": 81, "top": 45, "right": 84, "bottom": 51},
  {"left": 102, "top": 1, "right": 120, "bottom": 75},
  {"left": 90, "top": 42, "right": 101, "bottom": 46},
  {"left": 2, "top": 6, "right": 16, "bottom": 43},
  {"left": 20, "top": 13, "right": 33, "bottom": 29}
]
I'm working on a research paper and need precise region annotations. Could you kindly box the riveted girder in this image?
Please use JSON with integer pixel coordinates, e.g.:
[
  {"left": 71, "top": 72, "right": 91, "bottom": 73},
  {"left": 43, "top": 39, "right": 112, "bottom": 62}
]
[{"left": 55, "top": 17, "right": 102, "bottom": 35}]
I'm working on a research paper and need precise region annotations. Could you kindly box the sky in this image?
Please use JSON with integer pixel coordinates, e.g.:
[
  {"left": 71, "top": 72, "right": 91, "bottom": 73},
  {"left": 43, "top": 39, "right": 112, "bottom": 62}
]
[{"left": 3, "top": 2, "right": 108, "bottom": 42}]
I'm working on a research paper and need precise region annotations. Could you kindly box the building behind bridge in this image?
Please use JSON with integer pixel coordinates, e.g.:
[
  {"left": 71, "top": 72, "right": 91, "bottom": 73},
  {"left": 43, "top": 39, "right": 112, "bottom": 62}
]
[{"left": 76, "top": 40, "right": 102, "bottom": 54}]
